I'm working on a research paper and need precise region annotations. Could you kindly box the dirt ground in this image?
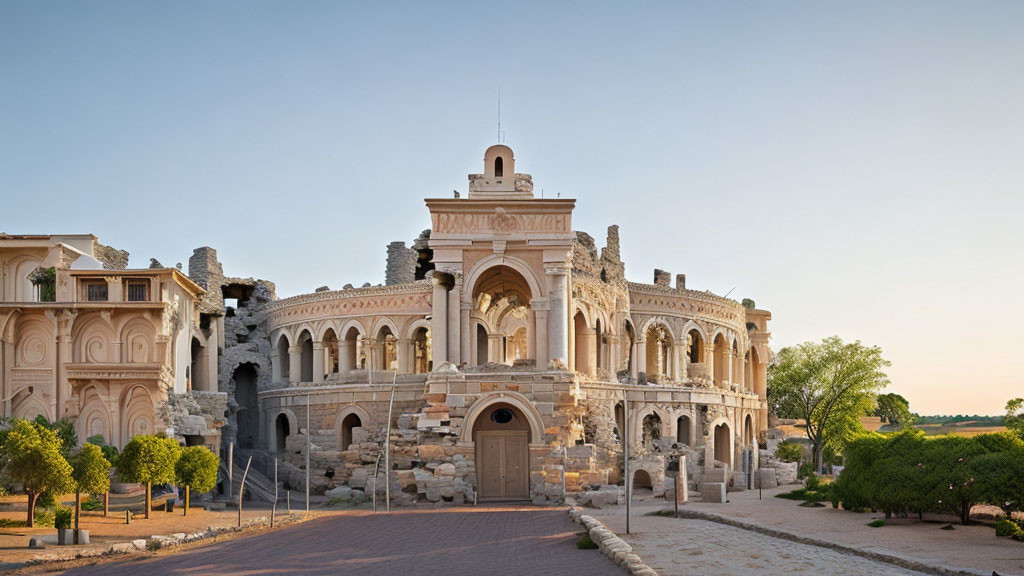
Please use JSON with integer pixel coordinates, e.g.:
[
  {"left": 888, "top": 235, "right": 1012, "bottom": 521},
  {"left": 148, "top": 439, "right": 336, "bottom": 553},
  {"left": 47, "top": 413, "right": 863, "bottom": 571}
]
[{"left": 0, "top": 492, "right": 286, "bottom": 567}]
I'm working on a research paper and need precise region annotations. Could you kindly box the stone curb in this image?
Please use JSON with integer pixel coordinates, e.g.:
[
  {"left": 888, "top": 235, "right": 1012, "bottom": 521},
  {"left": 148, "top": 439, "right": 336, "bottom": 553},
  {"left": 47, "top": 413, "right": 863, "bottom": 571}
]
[
  {"left": 16, "top": 513, "right": 307, "bottom": 569},
  {"left": 672, "top": 509, "right": 986, "bottom": 576},
  {"left": 568, "top": 506, "right": 658, "bottom": 576}
]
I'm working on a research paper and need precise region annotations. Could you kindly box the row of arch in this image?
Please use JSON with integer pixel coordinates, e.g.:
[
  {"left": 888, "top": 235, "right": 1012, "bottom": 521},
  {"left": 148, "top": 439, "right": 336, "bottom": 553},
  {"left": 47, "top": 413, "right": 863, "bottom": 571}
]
[
  {"left": 272, "top": 318, "right": 432, "bottom": 383},
  {"left": 8, "top": 312, "right": 162, "bottom": 368},
  {"left": 611, "top": 403, "right": 757, "bottom": 469}
]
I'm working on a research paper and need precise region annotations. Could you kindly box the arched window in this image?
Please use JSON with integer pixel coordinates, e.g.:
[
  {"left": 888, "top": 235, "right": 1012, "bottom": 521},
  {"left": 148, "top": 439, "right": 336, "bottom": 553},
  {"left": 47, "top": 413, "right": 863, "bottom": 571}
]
[{"left": 494, "top": 156, "right": 503, "bottom": 177}]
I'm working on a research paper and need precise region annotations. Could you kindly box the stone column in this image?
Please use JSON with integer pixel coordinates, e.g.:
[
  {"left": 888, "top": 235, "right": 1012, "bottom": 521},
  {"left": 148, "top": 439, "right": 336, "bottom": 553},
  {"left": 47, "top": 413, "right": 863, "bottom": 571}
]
[
  {"left": 430, "top": 275, "right": 449, "bottom": 366},
  {"left": 448, "top": 275, "right": 462, "bottom": 365},
  {"left": 489, "top": 334, "right": 503, "bottom": 364},
  {"left": 726, "top": 349, "right": 734, "bottom": 388},
  {"left": 545, "top": 266, "right": 569, "bottom": 368},
  {"left": 586, "top": 328, "right": 598, "bottom": 376},
  {"left": 460, "top": 301, "right": 471, "bottom": 367},
  {"left": 271, "top": 349, "right": 281, "bottom": 382},
  {"left": 1, "top": 336, "right": 12, "bottom": 418},
  {"left": 288, "top": 345, "right": 301, "bottom": 384},
  {"left": 673, "top": 343, "right": 685, "bottom": 382},
  {"left": 705, "top": 344, "right": 716, "bottom": 386},
  {"left": 312, "top": 342, "right": 325, "bottom": 384},
  {"left": 339, "top": 340, "right": 354, "bottom": 373},
  {"left": 636, "top": 339, "right": 647, "bottom": 378},
  {"left": 531, "top": 300, "right": 549, "bottom": 369},
  {"left": 526, "top": 308, "right": 536, "bottom": 363},
  {"left": 397, "top": 338, "right": 411, "bottom": 373}
]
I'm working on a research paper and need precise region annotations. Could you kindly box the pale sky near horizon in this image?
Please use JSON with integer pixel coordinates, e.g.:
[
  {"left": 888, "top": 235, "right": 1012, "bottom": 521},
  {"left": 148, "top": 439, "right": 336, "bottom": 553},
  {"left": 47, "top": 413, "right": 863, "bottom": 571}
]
[{"left": 2, "top": 1, "right": 1022, "bottom": 416}]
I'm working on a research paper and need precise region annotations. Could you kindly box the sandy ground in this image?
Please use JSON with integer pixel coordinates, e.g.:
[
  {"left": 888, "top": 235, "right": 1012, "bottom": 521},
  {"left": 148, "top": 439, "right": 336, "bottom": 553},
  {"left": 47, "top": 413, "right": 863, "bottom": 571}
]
[
  {"left": 0, "top": 492, "right": 289, "bottom": 566},
  {"left": 589, "top": 486, "right": 1024, "bottom": 576}
]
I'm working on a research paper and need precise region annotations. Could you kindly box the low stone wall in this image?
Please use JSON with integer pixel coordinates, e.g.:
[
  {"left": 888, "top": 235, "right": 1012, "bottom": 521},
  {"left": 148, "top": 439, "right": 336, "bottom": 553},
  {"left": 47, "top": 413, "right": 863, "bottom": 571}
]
[{"left": 568, "top": 507, "right": 658, "bottom": 576}]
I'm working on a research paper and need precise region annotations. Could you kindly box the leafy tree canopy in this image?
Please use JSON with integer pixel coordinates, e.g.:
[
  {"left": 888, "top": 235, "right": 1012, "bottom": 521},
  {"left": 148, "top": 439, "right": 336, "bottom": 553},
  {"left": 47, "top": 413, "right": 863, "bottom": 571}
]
[
  {"left": 1006, "top": 398, "right": 1024, "bottom": 441},
  {"left": 118, "top": 435, "right": 180, "bottom": 485},
  {"left": 33, "top": 416, "right": 77, "bottom": 457},
  {"left": 874, "top": 393, "right": 914, "bottom": 428},
  {"left": 768, "top": 336, "right": 890, "bottom": 470},
  {"left": 71, "top": 443, "right": 111, "bottom": 494},
  {"left": 0, "top": 420, "right": 74, "bottom": 525},
  {"left": 175, "top": 446, "right": 219, "bottom": 494}
]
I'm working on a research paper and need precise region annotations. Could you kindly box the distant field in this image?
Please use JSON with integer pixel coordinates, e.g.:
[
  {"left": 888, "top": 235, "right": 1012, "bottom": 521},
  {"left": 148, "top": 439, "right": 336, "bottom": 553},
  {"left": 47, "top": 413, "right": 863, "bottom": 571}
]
[{"left": 914, "top": 424, "right": 1008, "bottom": 437}]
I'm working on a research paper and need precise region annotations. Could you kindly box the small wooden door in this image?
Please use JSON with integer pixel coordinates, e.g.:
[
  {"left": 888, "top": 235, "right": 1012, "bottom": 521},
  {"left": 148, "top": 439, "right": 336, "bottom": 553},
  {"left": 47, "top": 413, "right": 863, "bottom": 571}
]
[{"left": 476, "top": 430, "right": 529, "bottom": 500}]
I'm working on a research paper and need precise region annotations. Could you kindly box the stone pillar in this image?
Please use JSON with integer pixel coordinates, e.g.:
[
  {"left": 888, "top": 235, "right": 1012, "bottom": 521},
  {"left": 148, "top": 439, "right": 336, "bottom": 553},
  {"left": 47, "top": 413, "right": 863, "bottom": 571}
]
[
  {"left": 636, "top": 339, "right": 647, "bottom": 378},
  {"left": 397, "top": 338, "right": 411, "bottom": 373},
  {"left": 526, "top": 308, "right": 536, "bottom": 363},
  {"left": 312, "top": 342, "right": 325, "bottom": 384},
  {"left": 531, "top": 300, "right": 549, "bottom": 369},
  {"left": 339, "top": 341, "right": 354, "bottom": 373},
  {"left": 705, "top": 344, "right": 716, "bottom": 386},
  {"left": 586, "top": 328, "right": 598, "bottom": 376},
  {"left": 1, "top": 336, "right": 11, "bottom": 418},
  {"left": 430, "top": 275, "right": 449, "bottom": 366},
  {"left": 546, "top": 266, "right": 569, "bottom": 368},
  {"left": 448, "top": 275, "right": 462, "bottom": 365},
  {"left": 55, "top": 311, "right": 75, "bottom": 419},
  {"left": 271, "top": 349, "right": 281, "bottom": 382},
  {"left": 460, "top": 301, "right": 471, "bottom": 368},
  {"left": 726, "top": 349, "right": 734, "bottom": 388},
  {"left": 288, "top": 345, "right": 301, "bottom": 384},
  {"left": 673, "top": 343, "right": 685, "bottom": 382},
  {"left": 488, "top": 334, "right": 503, "bottom": 364}
]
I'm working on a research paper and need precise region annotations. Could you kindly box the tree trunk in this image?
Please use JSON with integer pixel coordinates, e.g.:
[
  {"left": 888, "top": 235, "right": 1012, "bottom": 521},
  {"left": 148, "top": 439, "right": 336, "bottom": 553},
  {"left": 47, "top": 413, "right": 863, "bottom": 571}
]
[
  {"left": 961, "top": 501, "right": 970, "bottom": 525},
  {"left": 145, "top": 482, "right": 151, "bottom": 520},
  {"left": 104, "top": 492, "right": 109, "bottom": 517},
  {"left": 184, "top": 485, "right": 190, "bottom": 516},
  {"left": 26, "top": 492, "right": 37, "bottom": 528},
  {"left": 814, "top": 441, "right": 824, "bottom": 474},
  {"left": 75, "top": 491, "right": 81, "bottom": 531}
]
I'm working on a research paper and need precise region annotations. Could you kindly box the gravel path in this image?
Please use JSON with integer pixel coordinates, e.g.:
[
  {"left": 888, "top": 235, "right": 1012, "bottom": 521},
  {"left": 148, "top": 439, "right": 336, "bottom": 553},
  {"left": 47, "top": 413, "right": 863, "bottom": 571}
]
[{"left": 606, "top": 516, "right": 931, "bottom": 576}]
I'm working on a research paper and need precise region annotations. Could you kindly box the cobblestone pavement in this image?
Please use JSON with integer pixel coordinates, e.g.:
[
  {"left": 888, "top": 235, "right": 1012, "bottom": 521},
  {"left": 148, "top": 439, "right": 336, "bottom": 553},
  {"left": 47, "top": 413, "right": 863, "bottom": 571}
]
[
  {"left": 603, "top": 515, "right": 932, "bottom": 576},
  {"left": 65, "top": 508, "right": 624, "bottom": 576}
]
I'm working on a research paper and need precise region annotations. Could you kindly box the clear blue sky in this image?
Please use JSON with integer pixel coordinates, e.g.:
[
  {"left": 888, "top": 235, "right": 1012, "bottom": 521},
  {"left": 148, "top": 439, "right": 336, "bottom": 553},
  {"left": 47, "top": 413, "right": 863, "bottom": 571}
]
[{"left": 2, "top": 1, "right": 1022, "bottom": 415}]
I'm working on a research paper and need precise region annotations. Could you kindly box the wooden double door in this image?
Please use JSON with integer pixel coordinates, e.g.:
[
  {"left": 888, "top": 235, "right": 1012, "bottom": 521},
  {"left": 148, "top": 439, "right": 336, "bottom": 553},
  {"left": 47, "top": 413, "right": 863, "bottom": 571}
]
[{"left": 476, "top": 430, "right": 529, "bottom": 501}]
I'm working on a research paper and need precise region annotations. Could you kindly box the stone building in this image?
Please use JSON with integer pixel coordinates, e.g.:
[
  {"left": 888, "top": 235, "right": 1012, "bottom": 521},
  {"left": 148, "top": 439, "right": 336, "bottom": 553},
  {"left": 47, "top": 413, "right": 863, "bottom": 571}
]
[
  {"left": 0, "top": 234, "right": 225, "bottom": 450},
  {"left": 0, "top": 144, "right": 772, "bottom": 504}
]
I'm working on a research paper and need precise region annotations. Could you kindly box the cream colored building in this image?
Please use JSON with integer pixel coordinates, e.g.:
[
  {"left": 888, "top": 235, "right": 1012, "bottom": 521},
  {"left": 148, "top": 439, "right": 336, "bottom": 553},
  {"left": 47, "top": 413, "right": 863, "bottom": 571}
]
[
  {"left": 0, "top": 235, "right": 224, "bottom": 449},
  {"left": 0, "top": 145, "right": 773, "bottom": 504}
]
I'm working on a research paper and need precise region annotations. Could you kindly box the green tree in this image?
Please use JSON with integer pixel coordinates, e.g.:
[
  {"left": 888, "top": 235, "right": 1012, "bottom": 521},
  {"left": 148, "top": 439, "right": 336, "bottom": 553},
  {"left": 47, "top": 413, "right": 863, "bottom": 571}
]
[
  {"left": 768, "top": 336, "right": 890, "bottom": 472},
  {"left": 874, "top": 393, "right": 914, "bottom": 428},
  {"left": 118, "top": 435, "right": 181, "bottom": 519},
  {"left": 1005, "top": 398, "right": 1024, "bottom": 441},
  {"left": 174, "top": 446, "right": 219, "bottom": 515},
  {"left": 33, "top": 416, "right": 77, "bottom": 457},
  {"left": 70, "top": 444, "right": 111, "bottom": 531},
  {"left": 0, "top": 420, "right": 74, "bottom": 527}
]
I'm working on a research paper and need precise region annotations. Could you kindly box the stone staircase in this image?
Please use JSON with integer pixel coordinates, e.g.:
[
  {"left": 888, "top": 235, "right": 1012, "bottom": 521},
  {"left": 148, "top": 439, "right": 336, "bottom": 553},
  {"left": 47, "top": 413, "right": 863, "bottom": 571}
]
[{"left": 219, "top": 459, "right": 279, "bottom": 503}]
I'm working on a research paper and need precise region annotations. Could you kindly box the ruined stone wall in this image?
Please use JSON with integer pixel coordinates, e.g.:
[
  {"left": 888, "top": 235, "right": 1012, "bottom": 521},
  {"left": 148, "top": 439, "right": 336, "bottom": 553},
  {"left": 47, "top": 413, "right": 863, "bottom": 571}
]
[
  {"left": 385, "top": 241, "right": 417, "bottom": 286},
  {"left": 94, "top": 242, "right": 129, "bottom": 270},
  {"left": 188, "top": 247, "right": 226, "bottom": 316},
  {"left": 219, "top": 278, "right": 276, "bottom": 450}
]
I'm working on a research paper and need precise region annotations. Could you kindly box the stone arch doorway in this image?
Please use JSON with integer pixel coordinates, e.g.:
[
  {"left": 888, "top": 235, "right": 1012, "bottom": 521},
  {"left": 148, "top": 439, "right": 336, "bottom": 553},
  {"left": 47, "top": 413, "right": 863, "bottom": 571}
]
[
  {"left": 633, "top": 469, "right": 653, "bottom": 490},
  {"left": 339, "top": 413, "right": 361, "bottom": 451},
  {"left": 713, "top": 422, "right": 731, "bottom": 466},
  {"left": 275, "top": 413, "right": 290, "bottom": 451},
  {"left": 472, "top": 402, "right": 530, "bottom": 501},
  {"left": 233, "top": 363, "right": 259, "bottom": 449},
  {"left": 468, "top": 263, "right": 536, "bottom": 365}
]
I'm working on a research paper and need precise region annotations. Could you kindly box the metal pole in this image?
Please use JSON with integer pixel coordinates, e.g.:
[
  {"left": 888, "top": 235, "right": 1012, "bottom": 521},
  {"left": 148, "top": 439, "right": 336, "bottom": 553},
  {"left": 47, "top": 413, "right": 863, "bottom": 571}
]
[
  {"left": 238, "top": 456, "right": 252, "bottom": 527},
  {"left": 385, "top": 372, "right": 397, "bottom": 512},
  {"left": 306, "top": 393, "right": 311, "bottom": 513},
  {"left": 227, "top": 441, "right": 234, "bottom": 499},
  {"left": 271, "top": 458, "right": 278, "bottom": 527},
  {"left": 624, "top": 389, "right": 630, "bottom": 535},
  {"left": 561, "top": 446, "right": 567, "bottom": 503}
]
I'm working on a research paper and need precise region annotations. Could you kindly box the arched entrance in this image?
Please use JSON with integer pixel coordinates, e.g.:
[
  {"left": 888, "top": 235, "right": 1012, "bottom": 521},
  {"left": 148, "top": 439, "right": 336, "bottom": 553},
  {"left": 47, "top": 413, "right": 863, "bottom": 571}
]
[
  {"left": 473, "top": 403, "right": 530, "bottom": 501},
  {"left": 677, "top": 415, "right": 691, "bottom": 446},
  {"left": 469, "top": 264, "right": 535, "bottom": 366},
  {"left": 633, "top": 469, "right": 653, "bottom": 490},
  {"left": 339, "top": 413, "right": 361, "bottom": 451},
  {"left": 275, "top": 413, "right": 290, "bottom": 451},
  {"left": 233, "top": 363, "right": 259, "bottom": 449},
  {"left": 713, "top": 422, "right": 731, "bottom": 466}
]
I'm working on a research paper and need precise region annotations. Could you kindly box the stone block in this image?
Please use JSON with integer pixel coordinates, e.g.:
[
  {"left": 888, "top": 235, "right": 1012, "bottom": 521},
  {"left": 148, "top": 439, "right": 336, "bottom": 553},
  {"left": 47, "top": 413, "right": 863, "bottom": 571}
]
[
  {"left": 704, "top": 467, "right": 728, "bottom": 483},
  {"left": 757, "top": 468, "right": 778, "bottom": 489},
  {"left": 776, "top": 461, "right": 799, "bottom": 485},
  {"left": 702, "top": 482, "right": 727, "bottom": 503},
  {"left": 731, "top": 471, "right": 748, "bottom": 492},
  {"left": 418, "top": 445, "right": 445, "bottom": 460}
]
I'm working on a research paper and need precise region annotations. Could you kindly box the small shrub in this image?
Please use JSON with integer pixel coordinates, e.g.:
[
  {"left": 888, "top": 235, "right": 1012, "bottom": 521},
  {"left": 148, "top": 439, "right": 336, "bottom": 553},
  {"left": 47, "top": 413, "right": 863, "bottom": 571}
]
[
  {"left": 0, "top": 519, "right": 26, "bottom": 528},
  {"left": 799, "top": 501, "right": 825, "bottom": 507},
  {"left": 81, "top": 497, "right": 103, "bottom": 511},
  {"left": 775, "top": 441, "right": 802, "bottom": 463},
  {"left": 146, "top": 539, "right": 162, "bottom": 552},
  {"left": 867, "top": 519, "right": 885, "bottom": 528},
  {"left": 33, "top": 508, "right": 56, "bottom": 528},
  {"left": 54, "top": 507, "right": 72, "bottom": 530},
  {"left": 995, "top": 517, "right": 1024, "bottom": 541},
  {"left": 577, "top": 533, "right": 599, "bottom": 549},
  {"left": 327, "top": 497, "right": 341, "bottom": 506},
  {"left": 797, "top": 462, "right": 815, "bottom": 479},
  {"left": 805, "top": 473, "right": 821, "bottom": 491}
]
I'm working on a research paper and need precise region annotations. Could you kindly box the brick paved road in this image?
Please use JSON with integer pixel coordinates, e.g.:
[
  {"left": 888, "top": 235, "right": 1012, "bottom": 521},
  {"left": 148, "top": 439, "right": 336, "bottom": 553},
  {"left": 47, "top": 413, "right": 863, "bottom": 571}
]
[{"left": 66, "top": 508, "right": 623, "bottom": 576}]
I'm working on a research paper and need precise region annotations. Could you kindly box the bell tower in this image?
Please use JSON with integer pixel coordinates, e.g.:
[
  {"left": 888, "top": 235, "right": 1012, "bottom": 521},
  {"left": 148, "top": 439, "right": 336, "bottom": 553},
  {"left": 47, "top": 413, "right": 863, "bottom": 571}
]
[{"left": 467, "top": 145, "right": 534, "bottom": 199}]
